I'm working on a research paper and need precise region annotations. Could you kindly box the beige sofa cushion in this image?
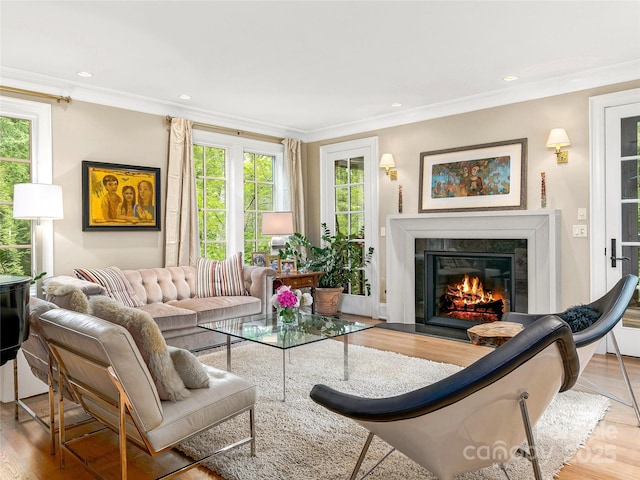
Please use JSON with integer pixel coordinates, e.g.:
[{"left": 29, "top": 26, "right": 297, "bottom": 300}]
[
  {"left": 123, "top": 267, "right": 195, "bottom": 304},
  {"left": 136, "top": 302, "right": 197, "bottom": 332},
  {"left": 170, "top": 295, "right": 261, "bottom": 324},
  {"left": 89, "top": 296, "right": 190, "bottom": 402}
]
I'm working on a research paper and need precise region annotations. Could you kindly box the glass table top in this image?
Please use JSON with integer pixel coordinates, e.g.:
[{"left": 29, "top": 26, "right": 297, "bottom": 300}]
[{"left": 200, "top": 312, "right": 376, "bottom": 349}]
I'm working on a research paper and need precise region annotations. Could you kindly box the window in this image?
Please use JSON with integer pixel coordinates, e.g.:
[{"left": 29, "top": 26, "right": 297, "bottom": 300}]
[
  {"left": 192, "top": 130, "right": 285, "bottom": 262},
  {"left": 0, "top": 116, "right": 32, "bottom": 276},
  {"left": 243, "top": 151, "right": 276, "bottom": 259},
  {"left": 0, "top": 97, "right": 52, "bottom": 281},
  {"left": 194, "top": 144, "right": 227, "bottom": 259},
  {"left": 320, "top": 137, "right": 379, "bottom": 317},
  {"left": 334, "top": 156, "right": 367, "bottom": 295}
]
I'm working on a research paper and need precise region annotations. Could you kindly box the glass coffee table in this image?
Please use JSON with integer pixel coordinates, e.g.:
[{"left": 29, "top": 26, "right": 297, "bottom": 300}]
[{"left": 200, "top": 312, "right": 376, "bottom": 401}]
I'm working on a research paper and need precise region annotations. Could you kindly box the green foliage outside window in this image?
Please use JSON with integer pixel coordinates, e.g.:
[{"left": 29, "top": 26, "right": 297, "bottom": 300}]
[
  {"left": 243, "top": 152, "right": 275, "bottom": 263},
  {"left": 193, "top": 144, "right": 275, "bottom": 262},
  {"left": 332, "top": 156, "right": 367, "bottom": 294},
  {"left": 194, "top": 144, "right": 227, "bottom": 259},
  {"left": 0, "top": 116, "right": 32, "bottom": 276}
]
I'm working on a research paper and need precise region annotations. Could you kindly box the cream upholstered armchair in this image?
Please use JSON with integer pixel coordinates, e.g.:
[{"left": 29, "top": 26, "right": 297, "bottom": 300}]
[
  {"left": 311, "top": 314, "right": 579, "bottom": 480},
  {"left": 37, "top": 308, "right": 256, "bottom": 479}
]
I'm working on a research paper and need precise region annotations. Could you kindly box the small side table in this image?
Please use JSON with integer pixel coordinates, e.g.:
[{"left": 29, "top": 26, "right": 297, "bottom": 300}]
[
  {"left": 274, "top": 271, "right": 324, "bottom": 314},
  {"left": 467, "top": 321, "right": 524, "bottom": 347}
]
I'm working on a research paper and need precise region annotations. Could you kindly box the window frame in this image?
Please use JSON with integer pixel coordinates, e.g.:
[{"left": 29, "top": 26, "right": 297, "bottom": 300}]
[
  {"left": 0, "top": 97, "right": 53, "bottom": 283},
  {"left": 192, "top": 130, "right": 285, "bottom": 257}
]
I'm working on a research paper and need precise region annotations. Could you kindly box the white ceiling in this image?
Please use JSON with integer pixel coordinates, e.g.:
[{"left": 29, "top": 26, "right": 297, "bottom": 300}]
[{"left": 1, "top": 1, "right": 639, "bottom": 141}]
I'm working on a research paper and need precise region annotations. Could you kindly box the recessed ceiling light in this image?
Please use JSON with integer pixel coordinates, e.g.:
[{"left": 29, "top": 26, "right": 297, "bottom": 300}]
[
  {"left": 178, "top": 94, "right": 191, "bottom": 100},
  {"left": 391, "top": 102, "right": 402, "bottom": 108},
  {"left": 503, "top": 75, "right": 519, "bottom": 82},
  {"left": 76, "top": 71, "right": 93, "bottom": 77}
]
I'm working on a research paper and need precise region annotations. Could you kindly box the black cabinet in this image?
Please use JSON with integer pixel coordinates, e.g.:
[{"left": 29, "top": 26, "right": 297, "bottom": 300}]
[{"left": 0, "top": 275, "right": 31, "bottom": 366}]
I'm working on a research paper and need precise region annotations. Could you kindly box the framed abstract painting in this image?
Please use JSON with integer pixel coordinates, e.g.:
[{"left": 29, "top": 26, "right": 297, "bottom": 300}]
[{"left": 419, "top": 138, "right": 527, "bottom": 213}]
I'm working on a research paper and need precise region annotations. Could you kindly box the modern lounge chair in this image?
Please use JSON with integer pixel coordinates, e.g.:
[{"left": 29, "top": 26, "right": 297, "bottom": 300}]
[
  {"left": 504, "top": 273, "right": 640, "bottom": 426},
  {"left": 37, "top": 308, "right": 256, "bottom": 480},
  {"left": 311, "top": 314, "right": 579, "bottom": 480}
]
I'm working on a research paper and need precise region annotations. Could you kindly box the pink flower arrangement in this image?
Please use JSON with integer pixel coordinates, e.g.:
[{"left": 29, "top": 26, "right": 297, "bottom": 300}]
[{"left": 270, "top": 285, "right": 313, "bottom": 310}]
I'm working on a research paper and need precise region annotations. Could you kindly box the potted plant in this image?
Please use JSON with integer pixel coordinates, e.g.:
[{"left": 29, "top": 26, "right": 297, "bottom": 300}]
[{"left": 279, "top": 223, "right": 373, "bottom": 315}]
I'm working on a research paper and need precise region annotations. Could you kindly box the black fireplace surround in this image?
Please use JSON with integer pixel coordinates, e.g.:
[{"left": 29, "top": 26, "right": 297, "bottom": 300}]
[{"left": 415, "top": 238, "right": 528, "bottom": 336}]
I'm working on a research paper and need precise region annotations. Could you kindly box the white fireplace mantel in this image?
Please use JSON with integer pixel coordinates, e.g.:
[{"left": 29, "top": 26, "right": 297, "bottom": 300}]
[{"left": 385, "top": 210, "right": 561, "bottom": 324}]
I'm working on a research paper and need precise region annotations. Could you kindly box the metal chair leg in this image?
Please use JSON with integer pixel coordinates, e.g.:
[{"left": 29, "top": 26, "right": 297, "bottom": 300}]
[
  {"left": 348, "top": 432, "right": 396, "bottom": 480},
  {"left": 577, "top": 332, "right": 640, "bottom": 427},
  {"left": 519, "top": 392, "right": 543, "bottom": 480},
  {"left": 609, "top": 331, "right": 640, "bottom": 426},
  {"left": 349, "top": 432, "right": 374, "bottom": 480}
]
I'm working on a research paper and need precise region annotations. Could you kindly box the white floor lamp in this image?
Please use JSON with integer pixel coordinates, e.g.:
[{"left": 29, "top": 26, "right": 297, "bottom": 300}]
[{"left": 12, "top": 183, "right": 64, "bottom": 298}]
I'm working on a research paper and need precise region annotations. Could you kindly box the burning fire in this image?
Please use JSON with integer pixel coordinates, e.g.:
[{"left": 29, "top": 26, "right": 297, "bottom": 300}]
[{"left": 447, "top": 275, "right": 504, "bottom": 308}]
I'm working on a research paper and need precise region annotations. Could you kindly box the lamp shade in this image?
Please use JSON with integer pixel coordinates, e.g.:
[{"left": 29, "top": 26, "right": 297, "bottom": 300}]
[
  {"left": 379, "top": 153, "right": 396, "bottom": 169},
  {"left": 13, "top": 183, "right": 64, "bottom": 219},
  {"left": 261, "top": 211, "right": 294, "bottom": 236},
  {"left": 546, "top": 128, "right": 571, "bottom": 148}
]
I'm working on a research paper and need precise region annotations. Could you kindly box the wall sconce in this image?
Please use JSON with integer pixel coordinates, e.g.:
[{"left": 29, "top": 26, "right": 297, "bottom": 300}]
[
  {"left": 261, "top": 211, "right": 294, "bottom": 254},
  {"left": 379, "top": 153, "right": 397, "bottom": 180},
  {"left": 546, "top": 128, "right": 571, "bottom": 164}
]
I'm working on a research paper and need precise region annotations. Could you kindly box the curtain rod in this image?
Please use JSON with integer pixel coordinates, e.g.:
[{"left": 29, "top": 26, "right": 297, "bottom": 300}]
[
  {"left": 0, "top": 85, "right": 71, "bottom": 103},
  {"left": 165, "top": 115, "right": 284, "bottom": 144}
]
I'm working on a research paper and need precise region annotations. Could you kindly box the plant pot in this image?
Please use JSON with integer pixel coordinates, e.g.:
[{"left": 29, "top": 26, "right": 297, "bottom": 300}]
[{"left": 313, "top": 287, "right": 344, "bottom": 316}]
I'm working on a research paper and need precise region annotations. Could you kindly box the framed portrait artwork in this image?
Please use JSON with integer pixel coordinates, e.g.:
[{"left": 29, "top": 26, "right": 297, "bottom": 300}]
[
  {"left": 279, "top": 258, "right": 297, "bottom": 275},
  {"left": 418, "top": 138, "right": 527, "bottom": 213},
  {"left": 82, "top": 161, "right": 161, "bottom": 231}
]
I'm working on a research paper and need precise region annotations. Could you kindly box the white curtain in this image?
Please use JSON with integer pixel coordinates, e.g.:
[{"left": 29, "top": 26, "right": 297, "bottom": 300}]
[
  {"left": 282, "top": 138, "right": 305, "bottom": 235},
  {"left": 164, "top": 118, "right": 198, "bottom": 267}
]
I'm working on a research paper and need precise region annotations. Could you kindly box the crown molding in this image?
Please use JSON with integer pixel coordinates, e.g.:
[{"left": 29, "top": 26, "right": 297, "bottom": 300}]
[
  {"left": 304, "top": 60, "right": 640, "bottom": 143},
  {"left": 0, "top": 68, "right": 304, "bottom": 140},
  {"left": 3, "top": 60, "right": 639, "bottom": 144}
]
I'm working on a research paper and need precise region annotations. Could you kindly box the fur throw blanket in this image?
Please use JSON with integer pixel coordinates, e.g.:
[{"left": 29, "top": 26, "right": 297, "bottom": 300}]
[
  {"left": 89, "top": 296, "right": 190, "bottom": 401},
  {"left": 44, "top": 282, "right": 90, "bottom": 314}
]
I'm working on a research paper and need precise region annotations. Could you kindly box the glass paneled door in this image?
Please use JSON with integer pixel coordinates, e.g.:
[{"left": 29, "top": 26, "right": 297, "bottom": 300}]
[
  {"left": 320, "top": 138, "right": 378, "bottom": 318},
  {"left": 605, "top": 101, "right": 640, "bottom": 357}
]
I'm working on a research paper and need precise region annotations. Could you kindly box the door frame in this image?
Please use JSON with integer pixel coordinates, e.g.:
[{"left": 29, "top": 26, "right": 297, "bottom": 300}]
[
  {"left": 590, "top": 88, "right": 640, "bottom": 353},
  {"left": 319, "top": 137, "right": 380, "bottom": 319}
]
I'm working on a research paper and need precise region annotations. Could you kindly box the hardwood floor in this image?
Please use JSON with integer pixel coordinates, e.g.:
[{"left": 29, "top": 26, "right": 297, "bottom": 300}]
[{"left": 1, "top": 318, "right": 639, "bottom": 479}]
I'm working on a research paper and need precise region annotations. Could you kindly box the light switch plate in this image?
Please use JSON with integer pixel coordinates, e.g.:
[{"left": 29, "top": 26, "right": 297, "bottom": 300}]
[
  {"left": 578, "top": 208, "right": 587, "bottom": 220},
  {"left": 573, "top": 225, "right": 587, "bottom": 237}
]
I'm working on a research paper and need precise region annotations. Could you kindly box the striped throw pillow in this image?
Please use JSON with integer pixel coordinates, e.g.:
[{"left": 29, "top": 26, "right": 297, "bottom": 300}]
[
  {"left": 74, "top": 266, "right": 145, "bottom": 308},
  {"left": 196, "top": 253, "right": 247, "bottom": 297}
]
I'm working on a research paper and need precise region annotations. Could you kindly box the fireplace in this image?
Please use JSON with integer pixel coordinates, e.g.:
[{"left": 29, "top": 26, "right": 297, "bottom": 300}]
[
  {"left": 416, "top": 238, "right": 528, "bottom": 333},
  {"left": 424, "top": 251, "right": 515, "bottom": 329},
  {"left": 385, "top": 210, "right": 561, "bottom": 325}
]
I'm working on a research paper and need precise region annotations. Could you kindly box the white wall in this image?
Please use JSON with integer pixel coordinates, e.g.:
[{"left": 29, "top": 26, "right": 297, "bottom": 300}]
[{"left": 51, "top": 100, "right": 168, "bottom": 274}]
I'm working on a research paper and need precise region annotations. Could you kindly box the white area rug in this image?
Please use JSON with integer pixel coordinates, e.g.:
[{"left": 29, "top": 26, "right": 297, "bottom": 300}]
[{"left": 178, "top": 341, "right": 609, "bottom": 480}]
